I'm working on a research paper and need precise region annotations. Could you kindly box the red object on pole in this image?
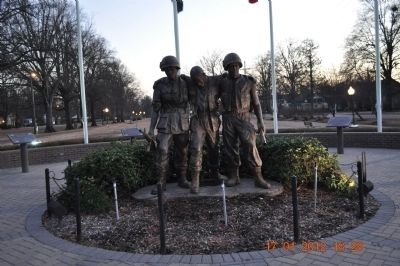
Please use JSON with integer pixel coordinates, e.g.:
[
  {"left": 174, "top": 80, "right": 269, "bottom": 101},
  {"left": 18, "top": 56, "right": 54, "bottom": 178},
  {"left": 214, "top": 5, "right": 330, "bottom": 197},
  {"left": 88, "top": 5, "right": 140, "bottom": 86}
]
[{"left": 249, "top": 0, "right": 258, "bottom": 3}]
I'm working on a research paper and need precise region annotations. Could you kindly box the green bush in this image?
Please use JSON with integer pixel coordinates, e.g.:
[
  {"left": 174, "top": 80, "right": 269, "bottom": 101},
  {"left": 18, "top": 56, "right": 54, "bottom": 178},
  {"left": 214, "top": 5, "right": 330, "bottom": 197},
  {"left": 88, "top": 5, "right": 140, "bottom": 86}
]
[
  {"left": 257, "top": 136, "right": 356, "bottom": 197},
  {"left": 57, "top": 142, "right": 157, "bottom": 213}
]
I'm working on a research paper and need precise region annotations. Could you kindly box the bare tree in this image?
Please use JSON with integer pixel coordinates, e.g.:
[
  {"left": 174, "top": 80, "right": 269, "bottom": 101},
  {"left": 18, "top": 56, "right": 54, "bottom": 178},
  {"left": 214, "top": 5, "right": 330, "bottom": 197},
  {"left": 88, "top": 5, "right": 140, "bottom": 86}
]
[
  {"left": 1, "top": 0, "right": 146, "bottom": 130},
  {"left": 342, "top": 0, "right": 400, "bottom": 110},
  {"left": 276, "top": 40, "right": 307, "bottom": 103},
  {"left": 301, "top": 39, "right": 321, "bottom": 114},
  {"left": 199, "top": 50, "right": 224, "bottom": 76},
  {"left": 253, "top": 53, "right": 272, "bottom": 113}
]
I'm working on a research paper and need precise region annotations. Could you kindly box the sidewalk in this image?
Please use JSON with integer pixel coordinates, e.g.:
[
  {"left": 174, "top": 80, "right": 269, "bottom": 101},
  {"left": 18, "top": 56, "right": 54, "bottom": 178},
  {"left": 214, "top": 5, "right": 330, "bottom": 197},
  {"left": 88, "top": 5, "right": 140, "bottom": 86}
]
[{"left": 1, "top": 148, "right": 399, "bottom": 265}]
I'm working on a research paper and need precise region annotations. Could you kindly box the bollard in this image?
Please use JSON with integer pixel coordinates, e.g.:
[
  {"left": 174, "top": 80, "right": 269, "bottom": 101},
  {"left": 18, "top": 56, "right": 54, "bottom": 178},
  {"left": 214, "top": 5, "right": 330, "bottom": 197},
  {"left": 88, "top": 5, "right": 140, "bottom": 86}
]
[
  {"left": 45, "top": 168, "right": 51, "bottom": 216},
  {"left": 75, "top": 177, "right": 82, "bottom": 242},
  {"left": 157, "top": 183, "right": 166, "bottom": 254},
  {"left": 68, "top": 159, "right": 72, "bottom": 167},
  {"left": 291, "top": 176, "right": 300, "bottom": 243},
  {"left": 357, "top": 161, "right": 365, "bottom": 219}
]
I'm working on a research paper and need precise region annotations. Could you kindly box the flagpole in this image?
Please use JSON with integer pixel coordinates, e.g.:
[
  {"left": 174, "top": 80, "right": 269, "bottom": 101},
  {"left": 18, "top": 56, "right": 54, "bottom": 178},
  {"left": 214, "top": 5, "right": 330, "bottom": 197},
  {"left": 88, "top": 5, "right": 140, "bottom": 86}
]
[
  {"left": 171, "top": 0, "right": 180, "bottom": 64},
  {"left": 249, "top": 0, "right": 278, "bottom": 133},
  {"left": 374, "top": 0, "right": 382, "bottom": 132},
  {"left": 75, "top": 0, "right": 89, "bottom": 144},
  {"left": 268, "top": 0, "right": 279, "bottom": 134}
]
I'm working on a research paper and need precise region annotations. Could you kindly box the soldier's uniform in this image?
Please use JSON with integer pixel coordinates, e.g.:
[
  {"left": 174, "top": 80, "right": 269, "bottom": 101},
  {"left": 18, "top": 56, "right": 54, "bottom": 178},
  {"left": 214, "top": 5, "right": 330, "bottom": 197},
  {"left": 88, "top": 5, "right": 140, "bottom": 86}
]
[
  {"left": 188, "top": 67, "right": 222, "bottom": 193},
  {"left": 219, "top": 53, "right": 271, "bottom": 189},
  {"left": 150, "top": 56, "right": 190, "bottom": 191}
]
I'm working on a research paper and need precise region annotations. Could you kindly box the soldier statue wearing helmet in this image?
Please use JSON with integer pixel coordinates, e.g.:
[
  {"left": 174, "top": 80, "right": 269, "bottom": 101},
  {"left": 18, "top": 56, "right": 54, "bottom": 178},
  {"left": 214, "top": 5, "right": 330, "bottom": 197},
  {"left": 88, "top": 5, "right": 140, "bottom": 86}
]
[
  {"left": 219, "top": 52, "right": 271, "bottom": 189},
  {"left": 159, "top": 55, "right": 180, "bottom": 71},
  {"left": 148, "top": 55, "right": 191, "bottom": 193},
  {"left": 186, "top": 66, "right": 224, "bottom": 194}
]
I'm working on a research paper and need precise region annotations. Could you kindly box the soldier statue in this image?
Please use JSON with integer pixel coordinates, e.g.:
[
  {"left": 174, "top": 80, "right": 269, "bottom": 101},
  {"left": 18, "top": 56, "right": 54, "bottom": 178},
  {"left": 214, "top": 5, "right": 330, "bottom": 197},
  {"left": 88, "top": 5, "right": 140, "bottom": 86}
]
[
  {"left": 219, "top": 52, "right": 271, "bottom": 189},
  {"left": 148, "top": 55, "right": 190, "bottom": 192},
  {"left": 187, "top": 66, "right": 222, "bottom": 194}
]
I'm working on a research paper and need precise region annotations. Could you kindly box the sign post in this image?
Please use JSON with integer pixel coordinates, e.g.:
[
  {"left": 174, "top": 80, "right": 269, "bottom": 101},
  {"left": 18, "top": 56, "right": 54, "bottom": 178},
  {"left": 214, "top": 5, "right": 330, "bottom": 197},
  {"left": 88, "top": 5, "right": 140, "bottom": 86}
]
[
  {"left": 120, "top": 127, "right": 143, "bottom": 143},
  {"left": 326, "top": 117, "right": 352, "bottom": 154},
  {"left": 7, "top": 133, "right": 37, "bottom": 173}
]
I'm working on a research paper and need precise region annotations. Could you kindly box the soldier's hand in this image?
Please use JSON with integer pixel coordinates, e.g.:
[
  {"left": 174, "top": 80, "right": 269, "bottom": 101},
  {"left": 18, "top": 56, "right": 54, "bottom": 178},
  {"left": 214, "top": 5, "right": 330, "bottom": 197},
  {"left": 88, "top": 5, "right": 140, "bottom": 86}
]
[
  {"left": 257, "top": 121, "right": 265, "bottom": 134},
  {"left": 148, "top": 129, "right": 154, "bottom": 136}
]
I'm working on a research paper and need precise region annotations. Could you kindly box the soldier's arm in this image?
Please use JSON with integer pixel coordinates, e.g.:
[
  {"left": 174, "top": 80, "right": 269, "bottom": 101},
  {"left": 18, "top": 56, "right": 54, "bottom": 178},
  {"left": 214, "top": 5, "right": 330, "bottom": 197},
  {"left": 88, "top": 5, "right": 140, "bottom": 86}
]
[
  {"left": 249, "top": 76, "right": 265, "bottom": 133},
  {"left": 149, "top": 82, "right": 161, "bottom": 136}
]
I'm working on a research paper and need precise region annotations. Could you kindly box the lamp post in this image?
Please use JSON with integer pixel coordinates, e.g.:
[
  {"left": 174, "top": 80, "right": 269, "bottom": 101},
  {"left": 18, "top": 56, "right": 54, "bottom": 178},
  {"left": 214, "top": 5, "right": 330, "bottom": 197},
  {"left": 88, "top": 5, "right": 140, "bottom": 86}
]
[
  {"left": 348, "top": 86, "right": 355, "bottom": 125},
  {"left": 30, "top": 72, "right": 38, "bottom": 134},
  {"left": 103, "top": 107, "right": 109, "bottom": 124}
]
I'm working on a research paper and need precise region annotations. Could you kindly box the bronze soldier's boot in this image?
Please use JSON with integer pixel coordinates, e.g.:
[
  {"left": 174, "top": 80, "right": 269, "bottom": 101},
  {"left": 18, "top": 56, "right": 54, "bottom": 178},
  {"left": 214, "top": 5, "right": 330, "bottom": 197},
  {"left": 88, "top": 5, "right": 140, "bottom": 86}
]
[
  {"left": 253, "top": 167, "right": 271, "bottom": 189},
  {"left": 225, "top": 167, "right": 240, "bottom": 187},
  {"left": 177, "top": 169, "right": 190, "bottom": 188},
  {"left": 190, "top": 170, "right": 200, "bottom": 194}
]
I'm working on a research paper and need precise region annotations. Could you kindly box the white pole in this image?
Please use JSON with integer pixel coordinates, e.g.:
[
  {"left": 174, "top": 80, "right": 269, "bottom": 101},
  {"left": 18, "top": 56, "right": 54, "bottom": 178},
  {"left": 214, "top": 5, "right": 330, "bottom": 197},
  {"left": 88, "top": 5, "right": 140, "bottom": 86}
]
[
  {"left": 268, "top": 0, "right": 279, "bottom": 134},
  {"left": 314, "top": 163, "right": 318, "bottom": 211},
  {"left": 113, "top": 181, "right": 120, "bottom": 220},
  {"left": 221, "top": 180, "right": 228, "bottom": 226},
  {"left": 171, "top": 0, "right": 180, "bottom": 63},
  {"left": 75, "top": 0, "right": 89, "bottom": 144},
  {"left": 374, "top": 0, "right": 382, "bottom": 132}
]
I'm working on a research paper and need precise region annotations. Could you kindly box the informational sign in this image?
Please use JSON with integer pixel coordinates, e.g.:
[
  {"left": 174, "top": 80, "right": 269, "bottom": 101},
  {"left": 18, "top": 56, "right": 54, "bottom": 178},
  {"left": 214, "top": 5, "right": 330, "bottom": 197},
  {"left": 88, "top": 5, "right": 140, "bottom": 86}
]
[
  {"left": 326, "top": 117, "right": 352, "bottom": 128},
  {"left": 121, "top": 128, "right": 143, "bottom": 138},
  {"left": 7, "top": 133, "right": 36, "bottom": 144}
]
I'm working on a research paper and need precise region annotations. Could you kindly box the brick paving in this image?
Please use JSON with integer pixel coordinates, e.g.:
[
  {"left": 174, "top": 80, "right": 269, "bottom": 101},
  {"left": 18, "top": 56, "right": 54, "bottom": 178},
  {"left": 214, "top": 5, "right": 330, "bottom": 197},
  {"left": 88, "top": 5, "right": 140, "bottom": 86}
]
[{"left": 1, "top": 147, "right": 400, "bottom": 265}]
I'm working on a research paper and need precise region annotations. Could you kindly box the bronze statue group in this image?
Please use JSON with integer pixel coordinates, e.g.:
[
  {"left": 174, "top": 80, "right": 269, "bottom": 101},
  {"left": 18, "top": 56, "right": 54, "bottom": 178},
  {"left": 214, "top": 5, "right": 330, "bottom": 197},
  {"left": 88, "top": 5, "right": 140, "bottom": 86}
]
[{"left": 148, "top": 53, "right": 271, "bottom": 194}]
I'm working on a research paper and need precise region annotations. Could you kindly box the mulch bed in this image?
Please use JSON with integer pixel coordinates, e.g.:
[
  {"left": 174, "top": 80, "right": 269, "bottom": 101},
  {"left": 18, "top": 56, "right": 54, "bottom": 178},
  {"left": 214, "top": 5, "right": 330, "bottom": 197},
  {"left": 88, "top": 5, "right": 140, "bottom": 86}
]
[{"left": 43, "top": 187, "right": 379, "bottom": 255}]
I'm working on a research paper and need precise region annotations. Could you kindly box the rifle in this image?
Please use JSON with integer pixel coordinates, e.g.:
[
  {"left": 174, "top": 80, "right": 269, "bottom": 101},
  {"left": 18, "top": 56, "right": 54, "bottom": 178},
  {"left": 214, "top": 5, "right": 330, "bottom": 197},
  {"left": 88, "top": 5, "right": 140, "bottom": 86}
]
[{"left": 139, "top": 129, "right": 157, "bottom": 151}]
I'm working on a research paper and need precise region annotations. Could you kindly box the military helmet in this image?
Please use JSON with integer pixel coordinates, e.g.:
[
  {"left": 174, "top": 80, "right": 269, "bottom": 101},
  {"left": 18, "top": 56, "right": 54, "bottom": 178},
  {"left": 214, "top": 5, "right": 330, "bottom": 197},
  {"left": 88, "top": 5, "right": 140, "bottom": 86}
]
[
  {"left": 159, "top": 55, "right": 180, "bottom": 71},
  {"left": 222, "top": 52, "right": 243, "bottom": 70},
  {"left": 190, "top": 66, "right": 205, "bottom": 79}
]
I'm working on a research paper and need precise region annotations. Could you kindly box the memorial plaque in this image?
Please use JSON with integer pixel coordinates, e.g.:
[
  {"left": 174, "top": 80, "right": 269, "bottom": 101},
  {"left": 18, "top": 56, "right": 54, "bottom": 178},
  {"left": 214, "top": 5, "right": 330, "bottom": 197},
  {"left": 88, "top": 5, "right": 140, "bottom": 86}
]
[
  {"left": 121, "top": 128, "right": 143, "bottom": 138},
  {"left": 8, "top": 133, "right": 36, "bottom": 144},
  {"left": 326, "top": 116, "right": 352, "bottom": 128}
]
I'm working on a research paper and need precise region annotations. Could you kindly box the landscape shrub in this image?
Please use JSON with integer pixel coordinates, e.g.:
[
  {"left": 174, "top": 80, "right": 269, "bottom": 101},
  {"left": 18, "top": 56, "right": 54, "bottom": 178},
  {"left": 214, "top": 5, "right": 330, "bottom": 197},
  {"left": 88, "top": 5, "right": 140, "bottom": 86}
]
[
  {"left": 57, "top": 136, "right": 355, "bottom": 214},
  {"left": 57, "top": 142, "right": 157, "bottom": 213},
  {"left": 257, "top": 136, "right": 356, "bottom": 196}
]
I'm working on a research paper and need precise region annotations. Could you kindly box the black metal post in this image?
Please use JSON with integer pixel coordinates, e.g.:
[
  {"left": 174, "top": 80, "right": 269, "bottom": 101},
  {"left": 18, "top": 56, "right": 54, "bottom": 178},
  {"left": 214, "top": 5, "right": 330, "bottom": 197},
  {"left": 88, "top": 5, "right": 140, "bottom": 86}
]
[
  {"left": 357, "top": 161, "right": 365, "bottom": 219},
  {"left": 291, "top": 176, "right": 300, "bottom": 243},
  {"left": 362, "top": 152, "right": 366, "bottom": 183},
  {"left": 157, "top": 183, "right": 166, "bottom": 254},
  {"left": 75, "top": 177, "right": 82, "bottom": 242},
  {"left": 68, "top": 159, "right": 72, "bottom": 167},
  {"left": 20, "top": 143, "right": 29, "bottom": 173},
  {"left": 45, "top": 168, "right": 51, "bottom": 216},
  {"left": 336, "top": 127, "right": 344, "bottom": 154}
]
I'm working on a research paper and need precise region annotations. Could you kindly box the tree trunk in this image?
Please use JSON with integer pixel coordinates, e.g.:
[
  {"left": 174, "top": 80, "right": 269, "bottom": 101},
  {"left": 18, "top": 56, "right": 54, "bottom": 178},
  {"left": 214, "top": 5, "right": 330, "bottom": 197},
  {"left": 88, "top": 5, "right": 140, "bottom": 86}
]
[{"left": 64, "top": 99, "right": 73, "bottom": 130}]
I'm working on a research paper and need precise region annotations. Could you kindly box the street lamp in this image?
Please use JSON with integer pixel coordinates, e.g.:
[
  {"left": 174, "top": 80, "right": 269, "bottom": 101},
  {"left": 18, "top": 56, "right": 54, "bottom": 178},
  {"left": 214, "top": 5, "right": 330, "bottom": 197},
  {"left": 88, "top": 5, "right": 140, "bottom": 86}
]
[
  {"left": 30, "top": 72, "right": 38, "bottom": 134},
  {"left": 103, "top": 107, "right": 109, "bottom": 124},
  {"left": 347, "top": 86, "right": 355, "bottom": 125}
]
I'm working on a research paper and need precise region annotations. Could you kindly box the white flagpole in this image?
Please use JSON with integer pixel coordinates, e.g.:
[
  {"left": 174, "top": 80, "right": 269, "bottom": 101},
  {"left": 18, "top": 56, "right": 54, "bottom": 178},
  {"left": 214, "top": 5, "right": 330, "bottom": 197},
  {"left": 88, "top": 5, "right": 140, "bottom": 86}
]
[
  {"left": 171, "top": 0, "right": 180, "bottom": 64},
  {"left": 75, "top": 0, "right": 89, "bottom": 144},
  {"left": 374, "top": 0, "right": 382, "bottom": 132},
  {"left": 268, "top": 0, "right": 279, "bottom": 134}
]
